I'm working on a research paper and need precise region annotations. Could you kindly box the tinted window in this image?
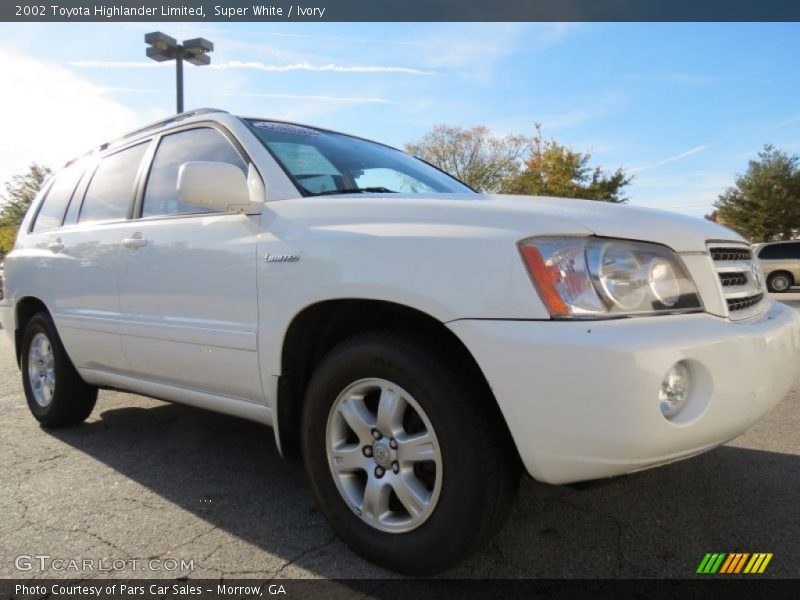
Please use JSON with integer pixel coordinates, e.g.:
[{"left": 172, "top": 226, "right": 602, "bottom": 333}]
[
  {"left": 247, "top": 120, "right": 472, "bottom": 196},
  {"left": 355, "top": 167, "right": 437, "bottom": 194},
  {"left": 759, "top": 243, "right": 800, "bottom": 260},
  {"left": 79, "top": 143, "right": 148, "bottom": 223},
  {"left": 32, "top": 164, "right": 84, "bottom": 232},
  {"left": 142, "top": 128, "right": 247, "bottom": 217}
]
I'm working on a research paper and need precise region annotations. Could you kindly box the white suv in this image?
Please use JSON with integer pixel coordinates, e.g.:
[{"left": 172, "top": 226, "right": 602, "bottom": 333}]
[{"left": 1, "top": 109, "right": 798, "bottom": 574}]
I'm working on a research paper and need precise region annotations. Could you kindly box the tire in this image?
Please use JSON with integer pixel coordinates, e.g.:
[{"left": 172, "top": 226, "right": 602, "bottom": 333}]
[
  {"left": 767, "top": 272, "right": 792, "bottom": 293},
  {"left": 302, "top": 330, "right": 520, "bottom": 575},
  {"left": 21, "top": 312, "right": 97, "bottom": 427}
]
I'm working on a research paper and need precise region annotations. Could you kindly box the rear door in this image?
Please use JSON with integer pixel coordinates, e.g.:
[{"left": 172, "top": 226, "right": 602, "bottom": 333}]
[
  {"left": 41, "top": 142, "right": 150, "bottom": 373},
  {"left": 115, "top": 125, "right": 264, "bottom": 403}
]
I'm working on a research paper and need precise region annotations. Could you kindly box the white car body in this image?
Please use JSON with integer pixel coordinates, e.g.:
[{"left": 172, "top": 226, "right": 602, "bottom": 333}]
[{"left": 1, "top": 110, "right": 799, "bottom": 485}]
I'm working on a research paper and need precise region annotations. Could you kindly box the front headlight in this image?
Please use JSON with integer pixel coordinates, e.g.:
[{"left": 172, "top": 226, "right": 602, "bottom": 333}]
[{"left": 518, "top": 236, "right": 703, "bottom": 318}]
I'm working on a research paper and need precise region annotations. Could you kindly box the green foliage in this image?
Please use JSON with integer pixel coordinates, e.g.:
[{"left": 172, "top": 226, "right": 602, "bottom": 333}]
[
  {"left": 714, "top": 145, "right": 800, "bottom": 242},
  {"left": 0, "top": 163, "right": 51, "bottom": 259},
  {"left": 0, "top": 225, "right": 18, "bottom": 260},
  {"left": 500, "top": 124, "right": 631, "bottom": 203},
  {"left": 405, "top": 125, "right": 533, "bottom": 193}
]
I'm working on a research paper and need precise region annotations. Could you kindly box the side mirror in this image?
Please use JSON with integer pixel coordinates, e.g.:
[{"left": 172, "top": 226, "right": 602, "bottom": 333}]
[{"left": 177, "top": 161, "right": 263, "bottom": 214}]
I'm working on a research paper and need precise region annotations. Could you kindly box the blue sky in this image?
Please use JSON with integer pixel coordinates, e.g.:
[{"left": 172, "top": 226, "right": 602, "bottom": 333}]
[{"left": 1, "top": 22, "right": 799, "bottom": 217}]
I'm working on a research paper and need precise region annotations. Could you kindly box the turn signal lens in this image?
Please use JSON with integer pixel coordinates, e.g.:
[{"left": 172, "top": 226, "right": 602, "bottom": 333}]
[{"left": 519, "top": 240, "right": 604, "bottom": 316}]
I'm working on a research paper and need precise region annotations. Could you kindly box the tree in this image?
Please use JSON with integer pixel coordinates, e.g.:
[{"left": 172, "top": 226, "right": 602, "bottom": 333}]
[
  {"left": 714, "top": 145, "right": 800, "bottom": 242},
  {"left": 0, "top": 163, "right": 51, "bottom": 259},
  {"left": 500, "top": 124, "right": 631, "bottom": 203},
  {"left": 405, "top": 125, "right": 533, "bottom": 192}
]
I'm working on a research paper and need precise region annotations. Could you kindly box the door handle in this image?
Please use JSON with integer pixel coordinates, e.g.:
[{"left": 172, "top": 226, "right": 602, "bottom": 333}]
[
  {"left": 121, "top": 235, "right": 148, "bottom": 249},
  {"left": 48, "top": 239, "right": 65, "bottom": 253}
]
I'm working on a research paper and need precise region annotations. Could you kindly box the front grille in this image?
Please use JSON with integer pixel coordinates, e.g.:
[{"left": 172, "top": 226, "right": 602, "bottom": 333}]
[
  {"left": 719, "top": 272, "right": 747, "bottom": 287},
  {"left": 710, "top": 247, "right": 753, "bottom": 262},
  {"left": 727, "top": 293, "right": 764, "bottom": 312},
  {"left": 707, "top": 242, "right": 767, "bottom": 320}
]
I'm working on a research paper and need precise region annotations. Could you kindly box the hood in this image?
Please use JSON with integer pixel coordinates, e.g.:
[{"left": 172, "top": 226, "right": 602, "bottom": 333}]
[
  {"left": 279, "top": 192, "right": 744, "bottom": 253},
  {"left": 315, "top": 192, "right": 742, "bottom": 253},
  {"left": 484, "top": 194, "right": 744, "bottom": 252}
]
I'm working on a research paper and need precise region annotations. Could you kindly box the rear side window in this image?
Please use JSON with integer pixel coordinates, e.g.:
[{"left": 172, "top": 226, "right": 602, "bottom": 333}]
[
  {"left": 142, "top": 128, "right": 247, "bottom": 218},
  {"left": 759, "top": 243, "right": 800, "bottom": 260},
  {"left": 79, "top": 143, "right": 148, "bottom": 223},
  {"left": 32, "top": 164, "right": 84, "bottom": 232}
]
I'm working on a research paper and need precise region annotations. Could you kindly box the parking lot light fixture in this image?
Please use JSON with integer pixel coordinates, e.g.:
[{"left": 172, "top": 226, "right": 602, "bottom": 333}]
[{"left": 145, "top": 31, "right": 214, "bottom": 113}]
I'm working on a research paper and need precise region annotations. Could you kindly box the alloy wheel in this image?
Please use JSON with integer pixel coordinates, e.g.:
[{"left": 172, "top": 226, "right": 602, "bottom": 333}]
[{"left": 325, "top": 378, "right": 443, "bottom": 533}]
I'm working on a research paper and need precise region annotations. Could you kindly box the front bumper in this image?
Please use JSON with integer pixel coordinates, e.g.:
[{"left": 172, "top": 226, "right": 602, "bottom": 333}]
[{"left": 448, "top": 300, "right": 800, "bottom": 484}]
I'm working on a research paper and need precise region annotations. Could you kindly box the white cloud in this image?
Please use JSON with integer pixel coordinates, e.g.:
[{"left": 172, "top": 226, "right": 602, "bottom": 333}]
[
  {"left": 68, "top": 60, "right": 164, "bottom": 68},
  {"left": 630, "top": 145, "right": 709, "bottom": 173},
  {"left": 0, "top": 46, "right": 140, "bottom": 189},
  {"left": 631, "top": 169, "right": 732, "bottom": 217},
  {"left": 99, "top": 86, "right": 396, "bottom": 105},
  {"left": 69, "top": 59, "right": 435, "bottom": 76},
  {"left": 214, "top": 60, "right": 434, "bottom": 75},
  {"left": 530, "top": 93, "right": 630, "bottom": 131},
  {"left": 628, "top": 73, "right": 721, "bottom": 85},
  {"left": 237, "top": 91, "right": 395, "bottom": 104},
  {"left": 404, "top": 23, "right": 582, "bottom": 82}
]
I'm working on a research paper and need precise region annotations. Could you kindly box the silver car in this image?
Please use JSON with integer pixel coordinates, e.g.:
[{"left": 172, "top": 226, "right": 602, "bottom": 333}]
[{"left": 754, "top": 240, "right": 800, "bottom": 292}]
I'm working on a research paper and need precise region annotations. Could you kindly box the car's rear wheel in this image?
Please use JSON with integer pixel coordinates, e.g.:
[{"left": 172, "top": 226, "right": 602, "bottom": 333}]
[
  {"left": 302, "top": 331, "right": 520, "bottom": 575},
  {"left": 767, "top": 272, "right": 792, "bottom": 293},
  {"left": 21, "top": 312, "right": 97, "bottom": 427}
]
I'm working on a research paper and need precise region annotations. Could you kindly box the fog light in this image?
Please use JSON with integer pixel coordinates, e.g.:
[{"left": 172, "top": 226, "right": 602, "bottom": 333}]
[{"left": 659, "top": 362, "right": 690, "bottom": 419}]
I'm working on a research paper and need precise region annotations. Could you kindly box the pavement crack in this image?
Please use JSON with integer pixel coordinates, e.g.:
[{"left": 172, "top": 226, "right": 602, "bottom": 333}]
[
  {"left": 154, "top": 524, "right": 220, "bottom": 558},
  {"left": 270, "top": 533, "right": 338, "bottom": 578},
  {"left": 37, "top": 453, "right": 66, "bottom": 463}
]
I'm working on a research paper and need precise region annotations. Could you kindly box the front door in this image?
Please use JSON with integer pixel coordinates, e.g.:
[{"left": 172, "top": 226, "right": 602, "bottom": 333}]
[{"left": 115, "top": 126, "right": 264, "bottom": 403}]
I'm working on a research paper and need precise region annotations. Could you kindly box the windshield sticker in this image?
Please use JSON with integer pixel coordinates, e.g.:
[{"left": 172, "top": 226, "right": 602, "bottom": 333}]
[
  {"left": 252, "top": 121, "right": 324, "bottom": 136},
  {"left": 270, "top": 143, "right": 339, "bottom": 175}
]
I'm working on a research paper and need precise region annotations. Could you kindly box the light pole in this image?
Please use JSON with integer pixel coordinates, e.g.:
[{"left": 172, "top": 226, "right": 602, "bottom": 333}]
[{"left": 145, "top": 32, "right": 214, "bottom": 114}]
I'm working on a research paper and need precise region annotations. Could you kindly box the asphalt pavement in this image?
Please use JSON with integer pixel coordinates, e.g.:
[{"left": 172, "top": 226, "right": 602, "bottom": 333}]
[{"left": 1, "top": 299, "right": 799, "bottom": 580}]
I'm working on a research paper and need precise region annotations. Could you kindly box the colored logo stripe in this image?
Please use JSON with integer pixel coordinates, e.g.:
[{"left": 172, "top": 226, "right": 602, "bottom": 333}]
[
  {"left": 719, "top": 553, "right": 748, "bottom": 573},
  {"left": 697, "top": 553, "right": 726, "bottom": 573},
  {"left": 744, "top": 553, "right": 773, "bottom": 574},
  {"left": 697, "top": 552, "right": 773, "bottom": 574}
]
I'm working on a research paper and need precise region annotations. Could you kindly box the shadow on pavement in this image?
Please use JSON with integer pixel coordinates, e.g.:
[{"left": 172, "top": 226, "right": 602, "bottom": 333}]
[{"left": 47, "top": 399, "right": 800, "bottom": 578}]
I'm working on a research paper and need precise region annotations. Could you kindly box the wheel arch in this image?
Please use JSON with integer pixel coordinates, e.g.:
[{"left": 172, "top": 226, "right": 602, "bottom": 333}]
[
  {"left": 276, "top": 298, "right": 517, "bottom": 462},
  {"left": 14, "top": 296, "right": 51, "bottom": 366}
]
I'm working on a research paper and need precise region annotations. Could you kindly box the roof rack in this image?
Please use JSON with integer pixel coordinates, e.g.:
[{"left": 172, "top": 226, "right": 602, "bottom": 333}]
[
  {"left": 65, "top": 108, "right": 229, "bottom": 168},
  {"left": 115, "top": 107, "right": 229, "bottom": 145}
]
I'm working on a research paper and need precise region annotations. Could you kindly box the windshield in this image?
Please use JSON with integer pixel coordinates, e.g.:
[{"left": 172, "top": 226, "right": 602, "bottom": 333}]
[{"left": 245, "top": 120, "right": 473, "bottom": 196}]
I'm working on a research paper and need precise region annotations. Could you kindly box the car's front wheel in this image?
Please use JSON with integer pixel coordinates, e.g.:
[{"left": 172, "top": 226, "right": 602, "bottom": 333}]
[
  {"left": 302, "top": 331, "right": 520, "bottom": 575},
  {"left": 21, "top": 312, "right": 97, "bottom": 427}
]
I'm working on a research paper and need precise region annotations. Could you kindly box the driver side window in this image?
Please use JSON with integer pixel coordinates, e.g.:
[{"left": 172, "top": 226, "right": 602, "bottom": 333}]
[{"left": 142, "top": 127, "right": 247, "bottom": 218}]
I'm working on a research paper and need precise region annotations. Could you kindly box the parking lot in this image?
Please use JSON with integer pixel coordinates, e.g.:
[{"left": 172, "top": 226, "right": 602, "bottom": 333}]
[{"left": 1, "top": 297, "right": 799, "bottom": 580}]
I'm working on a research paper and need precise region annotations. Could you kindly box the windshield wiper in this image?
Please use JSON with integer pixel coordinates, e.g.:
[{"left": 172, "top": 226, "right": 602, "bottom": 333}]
[{"left": 313, "top": 186, "right": 397, "bottom": 196}]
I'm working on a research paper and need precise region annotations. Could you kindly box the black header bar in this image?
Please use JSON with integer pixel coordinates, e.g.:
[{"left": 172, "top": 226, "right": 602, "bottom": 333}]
[{"left": 4, "top": 0, "right": 800, "bottom": 22}]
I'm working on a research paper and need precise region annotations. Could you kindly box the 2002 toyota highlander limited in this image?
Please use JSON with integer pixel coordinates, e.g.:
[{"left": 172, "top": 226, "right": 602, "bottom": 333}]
[{"left": 1, "top": 109, "right": 798, "bottom": 574}]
